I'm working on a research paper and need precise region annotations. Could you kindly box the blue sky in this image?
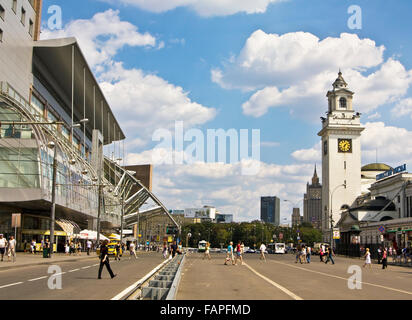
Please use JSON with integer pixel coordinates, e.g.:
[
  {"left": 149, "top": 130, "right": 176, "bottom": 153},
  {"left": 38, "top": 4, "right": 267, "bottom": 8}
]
[{"left": 41, "top": 0, "right": 412, "bottom": 222}]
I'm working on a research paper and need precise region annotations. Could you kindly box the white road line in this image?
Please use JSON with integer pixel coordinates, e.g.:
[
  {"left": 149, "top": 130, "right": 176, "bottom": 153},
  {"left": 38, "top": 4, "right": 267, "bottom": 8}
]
[
  {"left": 52, "top": 272, "right": 66, "bottom": 277},
  {"left": 0, "top": 282, "right": 23, "bottom": 289},
  {"left": 28, "top": 276, "right": 48, "bottom": 282},
  {"left": 93, "top": 264, "right": 99, "bottom": 267},
  {"left": 270, "top": 260, "right": 412, "bottom": 296},
  {"left": 68, "top": 269, "right": 80, "bottom": 273},
  {"left": 243, "top": 263, "right": 303, "bottom": 301},
  {"left": 81, "top": 266, "right": 91, "bottom": 269}
]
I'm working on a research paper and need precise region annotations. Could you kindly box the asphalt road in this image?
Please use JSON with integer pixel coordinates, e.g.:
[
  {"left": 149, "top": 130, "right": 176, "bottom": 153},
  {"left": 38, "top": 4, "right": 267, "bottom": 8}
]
[
  {"left": 177, "top": 252, "right": 412, "bottom": 300},
  {"left": 0, "top": 252, "right": 167, "bottom": 300}
]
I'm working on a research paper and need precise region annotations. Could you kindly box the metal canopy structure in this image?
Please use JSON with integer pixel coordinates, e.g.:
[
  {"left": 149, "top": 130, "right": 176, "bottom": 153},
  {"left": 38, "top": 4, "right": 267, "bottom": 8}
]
[
  {"left": 104, "top": 157, "right": 181, "bottom": 233},
  {"left": 33, "top": 38, "right": 125, "bottom": 145}
]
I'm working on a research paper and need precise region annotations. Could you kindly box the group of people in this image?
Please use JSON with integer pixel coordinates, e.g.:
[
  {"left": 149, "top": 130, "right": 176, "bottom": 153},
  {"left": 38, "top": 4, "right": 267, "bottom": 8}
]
[
  {"left": 0, "top": 234, "right": 16, "bottom": 262},
  {"left": 162, "top": 241, "right": 183, "bottom": 259},
  {"left": 379, "top": 246, "right": 410, "bottom": 265},
  {"left": 223, "top": 241, "right": 250, "bottom": 265},
  {"left": 295, "top": 245, "right": 314, "bottom": 264},
  {"left": 363, "top": 247, "right": 388, "bottom": 269}
]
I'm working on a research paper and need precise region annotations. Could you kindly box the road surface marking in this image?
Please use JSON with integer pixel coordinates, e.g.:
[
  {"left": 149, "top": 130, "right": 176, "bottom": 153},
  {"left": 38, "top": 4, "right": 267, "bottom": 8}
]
[
  {"left": 93, "top": 264, "right": 99, "bottom": 267},
  {"left": 52, "top": 272, "right": 66, "bottom": 277},
  {"left": 28, "top": 276, "right": 48, "bottom": 282},
  {"left": 0, "top": 282, "right": 23, "bottom": 289},
  {"left": 270, "top": 260, "right": 412, "bottom": 296},
  {"left": 243, "top": 263, "right": 303, "bottom": 300},
  {"left": 68, "top": 269, "right": 80, "bottom": 273},
  {"left": 81, "top": 266, "right": 91, "bottom": 269}
]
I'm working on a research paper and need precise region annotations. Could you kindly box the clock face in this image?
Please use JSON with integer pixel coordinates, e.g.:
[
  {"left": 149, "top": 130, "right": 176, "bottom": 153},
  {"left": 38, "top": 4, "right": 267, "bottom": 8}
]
[{"left": 338, "top": 139, "right": 352, "bottom": 153}]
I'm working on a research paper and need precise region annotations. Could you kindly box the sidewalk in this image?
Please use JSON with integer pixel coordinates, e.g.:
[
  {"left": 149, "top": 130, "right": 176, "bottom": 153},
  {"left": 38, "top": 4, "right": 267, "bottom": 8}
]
[
  {"left": 0, "top": 252, "right": 98, "bottom": 271},
  {"left": 336, "top": 254, "right": 412, "bottom": 268}
]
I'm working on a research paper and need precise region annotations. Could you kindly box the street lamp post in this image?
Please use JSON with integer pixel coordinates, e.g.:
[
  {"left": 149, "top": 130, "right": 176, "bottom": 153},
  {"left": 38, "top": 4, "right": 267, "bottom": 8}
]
[
  {"left": 48, "top": 141, "right": 58, "bottom": 258},
  {"left": 329, "top": 183, "right": 346, "bottom": 250}
]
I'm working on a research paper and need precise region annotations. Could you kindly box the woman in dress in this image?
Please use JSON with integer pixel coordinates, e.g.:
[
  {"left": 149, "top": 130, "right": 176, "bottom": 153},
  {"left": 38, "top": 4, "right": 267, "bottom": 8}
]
[
  {"left": 363, "top": 248, "right": 372, "bottom": 268},
  {"left": 204, "top": 242, "right": 211, "bottom": 260}
]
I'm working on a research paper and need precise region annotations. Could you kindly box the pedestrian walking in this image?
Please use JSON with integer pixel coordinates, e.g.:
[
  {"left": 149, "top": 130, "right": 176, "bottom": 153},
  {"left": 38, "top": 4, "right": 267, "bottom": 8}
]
[
  {"left": 320, "top": 245, "right": 326, "bottom": 262},
  {"left": 44, "top": 239, "right": 51, "bottom": 258},
  {"left": 224, "top": 242, "right": 234, "bottom": 265},
  {"left": 325, "top": 246, "right": 335, "bottom": 265},
  {"left": 65, "top": 241, "right": 70, "bottom": 255},
  {"left": 0, "top": 234, "right": 7, "bottom": 262},
  {"left": 306, "top": 246, "right": 311, "bottom": 264},
  {"left": 382, "top": 248, "right": 388, "bottom": 270},
  {"left": 32, "top": 239, "right": 37, "bottom": 254},
  {"left": 86, "top": 240, "right": 92, "bottom": 256},
  {"left": 115, "top": 243, "right": 121, "bottom": 261},
  {"left": 363, "top": 248, "right": 372, "bottom": 269},
  {"left": 7, "top": 236, "right": 16, "bottom": 262},
  {"left": 162, "top": 242, "right": 168, "bottom": 259},
  {"left": 260, "top": 243, "right": 267, "bottom": 262},
  {"left": 295, "top": 245, "right": 301, "bottom": 263},
  {"left": 129, "top": 241, "right": 138, "bottom": 259},
  {"left": 301, "top": 246, "right": 307, "bottom": 264},
  {"left": 235, "top": 241, "right": 242, "bottom": 265},
  {"left": 203, "top": 242, "right": 211, "bottom": 260},
  {"left": 98, "top": 240, "right": 116, "bottom": 279},
  {"left": 171, "top": 241, "right": 178, "bottom": 258}
]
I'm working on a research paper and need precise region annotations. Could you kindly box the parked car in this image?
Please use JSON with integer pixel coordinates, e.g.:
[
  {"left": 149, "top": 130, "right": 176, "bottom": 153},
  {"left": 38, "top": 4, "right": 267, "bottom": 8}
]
[{"left": 245, "top": 248, "right": 256, "bottom": 253}]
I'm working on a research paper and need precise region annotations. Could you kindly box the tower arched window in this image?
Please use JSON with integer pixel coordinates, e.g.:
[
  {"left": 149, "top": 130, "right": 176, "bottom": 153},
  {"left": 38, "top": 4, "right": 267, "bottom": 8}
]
[{"left": 339, "top": 97, "right": 347, "bottom": 109}]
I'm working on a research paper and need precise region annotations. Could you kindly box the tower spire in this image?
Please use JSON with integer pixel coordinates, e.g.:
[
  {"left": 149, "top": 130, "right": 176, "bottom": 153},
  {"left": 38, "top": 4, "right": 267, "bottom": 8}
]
[{"left": 312, "top": 164, "right": 319, "bottom": 185}]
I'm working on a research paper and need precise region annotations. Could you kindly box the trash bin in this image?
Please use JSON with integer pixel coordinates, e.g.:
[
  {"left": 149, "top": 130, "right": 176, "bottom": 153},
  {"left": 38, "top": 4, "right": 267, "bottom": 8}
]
[{"left": 43, "top": 248, "right": 49, "bottom": 258}]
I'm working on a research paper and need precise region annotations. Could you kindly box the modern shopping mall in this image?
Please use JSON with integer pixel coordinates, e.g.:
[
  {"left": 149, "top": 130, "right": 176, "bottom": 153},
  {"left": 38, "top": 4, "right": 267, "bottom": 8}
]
[{"left": 0, "top": 0, "right": 179, "bottom": 251}]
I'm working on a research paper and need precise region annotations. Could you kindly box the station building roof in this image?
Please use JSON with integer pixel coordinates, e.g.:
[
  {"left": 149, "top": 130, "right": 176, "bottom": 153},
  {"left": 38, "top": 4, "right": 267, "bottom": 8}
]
[{"left": 33, "top": 37, "right": 125, "bottom": 145}]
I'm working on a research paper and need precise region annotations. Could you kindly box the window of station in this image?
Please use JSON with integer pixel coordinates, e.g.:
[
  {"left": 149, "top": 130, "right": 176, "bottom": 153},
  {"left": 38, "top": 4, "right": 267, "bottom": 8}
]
[
  {"left": 12, "top": 0, "right": 17, "bottom": 14},
  {"left": 21, "top": 7, "right": 26, "bottom": 26},
  {"left": 0, "top": 4, "right": 5, "bottom": 20},
  {"left": 61, "top": 125, "right": 70, "bottom": 141},
  {"left": 339, "top": 97, "right": 347, "bottom": 109},
  {"left": 0, "top": 29, "right": 3, "bottom": 42},
  {"left": 29, "top": 19, "right": 34, "bottom": 37},
  {"left": 30, "top": 94, "right": 45, "bottom": 115}
]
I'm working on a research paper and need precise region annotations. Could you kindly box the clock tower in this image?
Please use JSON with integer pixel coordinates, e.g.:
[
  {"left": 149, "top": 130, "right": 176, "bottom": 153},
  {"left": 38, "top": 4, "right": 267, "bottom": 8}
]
[{"left": 318, "top": 71, "right": 364, "bottom": 242}]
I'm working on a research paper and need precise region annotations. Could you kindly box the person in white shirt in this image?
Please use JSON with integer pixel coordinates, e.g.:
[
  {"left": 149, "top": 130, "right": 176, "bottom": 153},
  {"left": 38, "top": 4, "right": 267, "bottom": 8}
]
[
  {"left": 65, "top": 242, "right": 70, "bottom": 255},
  {"left": 8, "top": 236, "right": 16, "bottom": 262},
  {"left": 306, "top": 246, "right": 312, "bottom": 263},
  {"left": 0, "top": 235, "right": 7, "bottom": 262},
  {"left": 129, "top": 242, "right": 137, "bottom": 259},
  {"left": 86, "top": 240, "right": 92, "bottom": 256},
  {"left": 260, "top": 243, "right": 267, "bottom": 262}
]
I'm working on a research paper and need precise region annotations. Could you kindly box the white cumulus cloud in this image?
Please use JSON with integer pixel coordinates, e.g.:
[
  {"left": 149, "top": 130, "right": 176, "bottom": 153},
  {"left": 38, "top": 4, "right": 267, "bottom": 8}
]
[
  {"left": 41, "top": 9, "right": 157, "bottom": 68},
  {"left": 106, "top": 0, "right": 285, "bottom": 17},
  {"left": 212, "top": 30, "right": 412, "bottom": 119}
]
